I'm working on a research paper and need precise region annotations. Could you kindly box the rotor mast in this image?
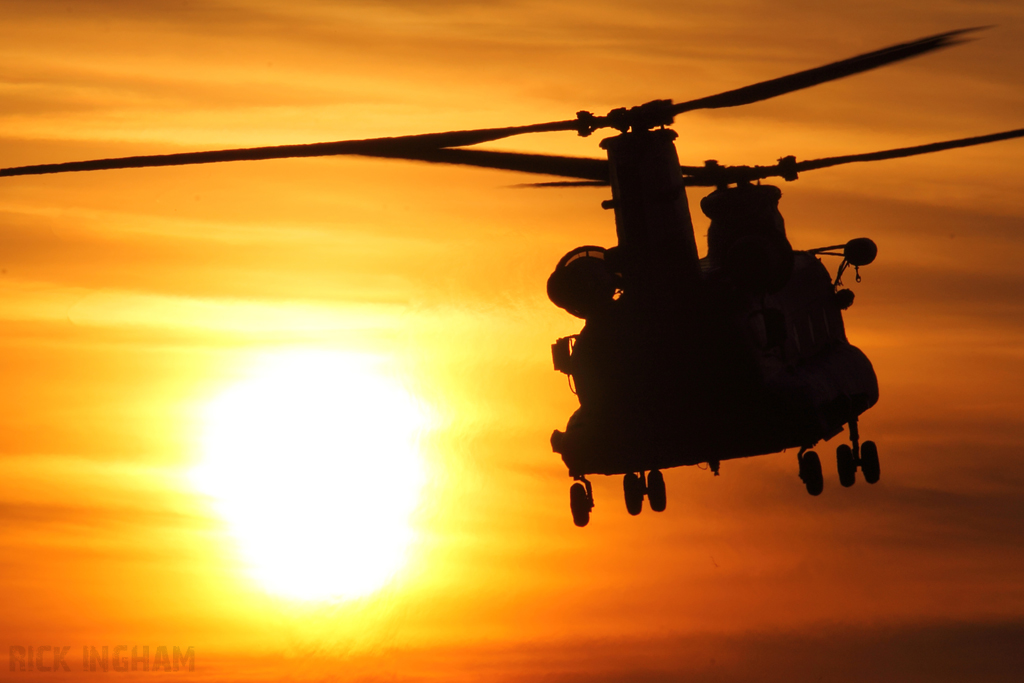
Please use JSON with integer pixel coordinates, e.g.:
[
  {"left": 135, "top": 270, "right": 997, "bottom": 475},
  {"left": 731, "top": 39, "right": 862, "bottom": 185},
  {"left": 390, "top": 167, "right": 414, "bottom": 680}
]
[
  {"left": 590, "top": 100, "right": 702, "bottom": 305},
  {"left": 602, "top": 128, "right": 701, "bottom": 305}
]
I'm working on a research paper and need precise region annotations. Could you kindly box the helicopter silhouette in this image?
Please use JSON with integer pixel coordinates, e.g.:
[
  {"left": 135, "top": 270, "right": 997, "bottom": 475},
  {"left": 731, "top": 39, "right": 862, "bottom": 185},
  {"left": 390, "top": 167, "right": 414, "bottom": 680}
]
[{"left": 3, "top": 28, "right": 1022, "bottom": 527}]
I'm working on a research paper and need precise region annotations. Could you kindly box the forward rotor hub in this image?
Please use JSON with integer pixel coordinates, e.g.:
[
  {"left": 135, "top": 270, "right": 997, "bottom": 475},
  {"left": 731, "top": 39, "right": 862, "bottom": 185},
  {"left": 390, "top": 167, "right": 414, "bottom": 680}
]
[{"left": 575, "top": 99, "right": 677, "bottom": 136}]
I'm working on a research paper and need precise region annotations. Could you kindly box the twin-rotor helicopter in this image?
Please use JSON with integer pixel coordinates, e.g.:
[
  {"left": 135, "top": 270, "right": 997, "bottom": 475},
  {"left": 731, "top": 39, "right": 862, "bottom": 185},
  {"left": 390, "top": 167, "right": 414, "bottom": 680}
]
[{"left": 3, "top": 28, "right": 1021, "bottom": 526}]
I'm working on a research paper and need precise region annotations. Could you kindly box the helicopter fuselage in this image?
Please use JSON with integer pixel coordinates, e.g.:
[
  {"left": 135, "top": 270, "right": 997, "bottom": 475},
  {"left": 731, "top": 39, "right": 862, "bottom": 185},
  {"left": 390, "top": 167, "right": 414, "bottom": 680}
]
[{"left": 548, "top": 129, "right": 878, "bottom": 478}]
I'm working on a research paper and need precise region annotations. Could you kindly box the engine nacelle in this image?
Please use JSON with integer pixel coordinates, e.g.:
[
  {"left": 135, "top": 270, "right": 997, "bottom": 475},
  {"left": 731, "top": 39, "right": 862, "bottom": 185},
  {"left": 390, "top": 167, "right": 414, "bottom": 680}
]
[
  {"left": 701, "top": 184, "right": 795, "bottom": 293},
  {"left": 547, "top": 246, "right": 618, "bottom": 319}
]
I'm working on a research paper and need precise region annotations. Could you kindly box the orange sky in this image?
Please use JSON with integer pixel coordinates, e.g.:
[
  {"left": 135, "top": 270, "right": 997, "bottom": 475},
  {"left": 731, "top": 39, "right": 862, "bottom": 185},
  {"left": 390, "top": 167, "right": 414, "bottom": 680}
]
[{"left": 1, "top": 1, "right": 1023, "bottom": 681}]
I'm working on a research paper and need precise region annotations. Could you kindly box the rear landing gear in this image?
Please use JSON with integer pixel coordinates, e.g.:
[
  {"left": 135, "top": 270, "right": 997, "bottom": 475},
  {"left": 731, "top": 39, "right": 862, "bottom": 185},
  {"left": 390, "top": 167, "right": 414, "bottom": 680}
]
[
  {"left": 798, "top": 449, "right": 824, "bottom": 496},
  {"left": 570, "top": 478, "right": 594, "bottom": 527}
]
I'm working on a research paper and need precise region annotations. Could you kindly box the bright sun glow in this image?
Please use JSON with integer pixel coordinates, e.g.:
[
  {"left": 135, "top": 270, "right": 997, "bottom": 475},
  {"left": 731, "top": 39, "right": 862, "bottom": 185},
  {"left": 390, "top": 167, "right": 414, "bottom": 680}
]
[{"left": 192, "top": 350, "right": 427, "bottom": 602}]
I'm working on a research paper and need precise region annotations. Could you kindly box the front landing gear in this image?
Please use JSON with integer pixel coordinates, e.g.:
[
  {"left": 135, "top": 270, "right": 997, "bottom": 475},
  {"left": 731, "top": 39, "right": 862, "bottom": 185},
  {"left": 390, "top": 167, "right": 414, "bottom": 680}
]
[
  {"left": 837, "top": 418, "right": 881, "bottom": 488},
  {"left": 569, "top": 478, "right": 594, "bottom": 527},
  {"left": 623, "top": 470, "right": 667, "bottom": 516},
  {"left": 861, "top": 440, "right": 880, "bottom": 484},
  {"left": 837, "top": 444, "right": 857, "bottom": 487},
  {"left": 568, "top": 470, "right": 670, "bottom": 526},
  {"left": 647, "top": 470, "right": 667, "bottom": 512},
  {"left": 623, "top": 472, "right": 644, "bottom": 515}
]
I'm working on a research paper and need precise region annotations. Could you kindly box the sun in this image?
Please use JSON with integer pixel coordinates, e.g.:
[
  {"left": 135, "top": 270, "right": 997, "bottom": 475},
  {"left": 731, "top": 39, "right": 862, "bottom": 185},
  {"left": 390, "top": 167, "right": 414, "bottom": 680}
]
[{"left": 192, "top": 350, "right": 428, "bottom": 602}]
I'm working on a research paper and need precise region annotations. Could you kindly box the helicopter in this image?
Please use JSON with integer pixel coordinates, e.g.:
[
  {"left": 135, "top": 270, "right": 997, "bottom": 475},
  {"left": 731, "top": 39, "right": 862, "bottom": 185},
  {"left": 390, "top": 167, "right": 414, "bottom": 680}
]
[{"left": 2, "top": 29, "right": 1022, "bottom": 527}]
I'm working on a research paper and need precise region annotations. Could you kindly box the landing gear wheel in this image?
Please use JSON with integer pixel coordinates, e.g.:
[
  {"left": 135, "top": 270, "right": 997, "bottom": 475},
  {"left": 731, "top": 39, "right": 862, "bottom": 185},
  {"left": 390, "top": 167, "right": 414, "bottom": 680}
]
[
  {"left": 647, "top": 470, "right": 667, "bottom": 512},
  {"left": 569, "top": 483, "right": 590, "bottom": 527},
  {"left": 837, "top": 444, "right": 856, "bottom": 487},
  {"left": 861, "top": 441, "right": 880, "bottom": 484},
  {"left": 623, "top": 472, "right": 644, "bottom": 516},
  {"left": 799, "top": 451, "right": 824, "bottom": 496}
]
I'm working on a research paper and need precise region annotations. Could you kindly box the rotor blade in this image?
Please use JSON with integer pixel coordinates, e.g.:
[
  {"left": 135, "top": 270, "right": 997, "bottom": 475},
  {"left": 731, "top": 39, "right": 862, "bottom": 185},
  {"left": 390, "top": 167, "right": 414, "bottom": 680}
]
[
  {"left": 672, "top": 28, "right": 981, "bottom": 115},
  {"left": 0, "top": 28, "right": 985, "bottom": 181},
  {"left": 368, "top": 120, "right": 581, "bottom": 149},
  {"left": 680, "top": 127, "right": 1024, "bottom": 186},
  {"left": 0, "top": 136, "right": 609, "bottom": 181},
  {"left": 0, "top": 123, "right": 588, "bottom": 178},
  {"left": 348, "top": 147, "right": 609, "bottom": 181},
  {"left": 792, "top": 127, "right": 1024, "bottom": 173}
]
